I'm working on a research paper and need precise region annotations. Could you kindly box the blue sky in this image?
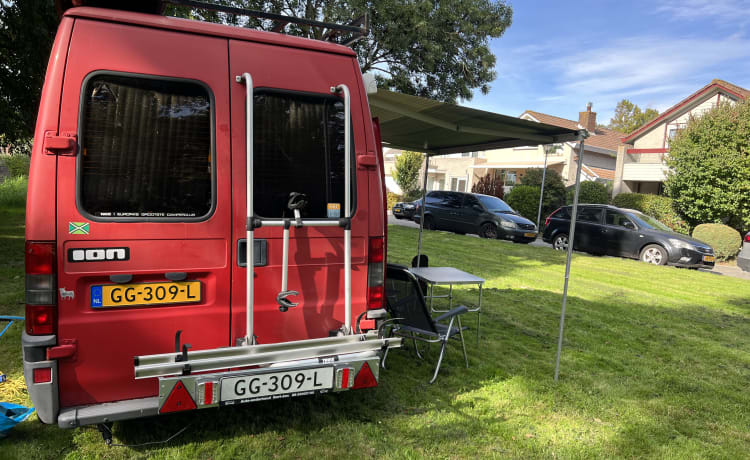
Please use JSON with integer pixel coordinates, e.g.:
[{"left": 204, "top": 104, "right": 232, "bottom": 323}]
[{"left": 466, "top": 0, "right": 750, "bottom": 127}]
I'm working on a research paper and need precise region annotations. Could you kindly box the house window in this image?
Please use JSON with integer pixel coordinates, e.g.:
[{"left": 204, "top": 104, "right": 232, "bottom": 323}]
[
  {"left": 450, "top": 177, "right": 467, "bottom": 192},
  {"left": 461, "top": 151, "right": 479, "bottom": 158},
  {"left": 504, "top": 171, "right": 517, "bottom": 185}
]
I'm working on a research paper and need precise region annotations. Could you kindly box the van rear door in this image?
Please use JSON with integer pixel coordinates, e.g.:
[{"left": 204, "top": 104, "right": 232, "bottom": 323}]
[
  {"left": 55, "top": 19, "right": 231, "bottom": 407},
  {"left": 228, "top": 40, "right": 370, "bottom": 344}
]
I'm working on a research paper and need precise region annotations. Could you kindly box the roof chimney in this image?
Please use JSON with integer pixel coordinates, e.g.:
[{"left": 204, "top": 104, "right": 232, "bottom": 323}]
[{"left": 579, "top": 102, "right": 596, "bottom": 132}]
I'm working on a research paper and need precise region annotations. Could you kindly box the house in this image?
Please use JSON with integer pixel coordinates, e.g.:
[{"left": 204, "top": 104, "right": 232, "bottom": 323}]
[
  {"left": 472, "top": 104, "right": 622, "bottom": 190},
  {"left": 613, "top": 79, "right": 749, "bottom": 195},
  {"left": 382, "top": 104, "right": 622, "bottom": 196}
]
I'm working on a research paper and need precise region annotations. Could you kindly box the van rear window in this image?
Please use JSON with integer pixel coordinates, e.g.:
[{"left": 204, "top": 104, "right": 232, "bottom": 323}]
[
  {"left": 79, "top": 75, "right": 213, "bottom": 219},
  {"left": 254, "top": 91, "right": 352, "bottom": 218}
]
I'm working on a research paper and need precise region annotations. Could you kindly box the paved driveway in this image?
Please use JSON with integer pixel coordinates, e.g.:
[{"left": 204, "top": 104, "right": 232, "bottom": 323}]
[{"left": 387, "top": 213, "right": 748, "bottom": 280}]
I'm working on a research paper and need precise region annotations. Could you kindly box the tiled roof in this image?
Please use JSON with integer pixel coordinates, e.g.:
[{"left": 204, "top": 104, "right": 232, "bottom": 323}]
[
  {"left": 587, "top": 166, "right": 615, "bottom": 180},
  {"left": 622, "top": 79, "right": 749, "bottom": 143},
  {"left": 522, "top": 111, "right": 624, "bottom": 153}
]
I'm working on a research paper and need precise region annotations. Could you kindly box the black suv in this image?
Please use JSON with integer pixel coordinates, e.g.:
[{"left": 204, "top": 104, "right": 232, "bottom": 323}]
[
  {"left": 542, "top": 204, "right": 715, "bottom": 268},
  {"left": 414, "top": 191, "right": 538, "bottom": 242}
]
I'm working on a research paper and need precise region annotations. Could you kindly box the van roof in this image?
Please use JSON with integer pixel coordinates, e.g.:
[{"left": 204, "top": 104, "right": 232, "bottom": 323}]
[{"left": 65, "top": 7, "right": 357, "bottom": 57}]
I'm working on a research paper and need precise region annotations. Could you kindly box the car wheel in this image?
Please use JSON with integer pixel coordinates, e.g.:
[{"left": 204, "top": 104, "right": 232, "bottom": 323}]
[
  {"left": 552, "top": 233, "right": 568, "bottom": 251},
  {"left": 423, "top": 216, "right": 436, "bottom": 231},
  {"left": 394, "top": 215, "right": 402, "bottom": 220},
  {"left": 640, "top": 244, "right": 668, "bottom": 265},
  {"left": 479, "top": 223, "right": 497, "bottom": 239},
  {"left": 454, "top": 231, "right": 466, "bottom": 235}
]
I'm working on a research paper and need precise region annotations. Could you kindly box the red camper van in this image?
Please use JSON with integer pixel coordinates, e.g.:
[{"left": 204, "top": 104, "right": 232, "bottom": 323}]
[{"left": 23, "top": 2, "right": 398, "bottom": 429}]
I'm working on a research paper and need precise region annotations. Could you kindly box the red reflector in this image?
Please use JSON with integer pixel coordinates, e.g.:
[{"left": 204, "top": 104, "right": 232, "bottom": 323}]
[
  {"left": 341, "top": 368, "right": 351, "bottom": 389},
  {"left": 352, "top": 362, "right": 378, "bottom": 389},
  {"left": 159, "top": 381, "right": 196, "bottom": 414},
  {"left": 204, "top": 382, "right": 214, "bottom": 404},
  {"left": 367, "top": 284, "right": 384, "bottom": 310},
  {"left": 25, "top": 305, "right": 56, "bottom": 335},
  {"left": 25, "top": 242, "right": 55, "bottom": 275},
  {"left": 33, "top": 367, "right": 52, "bottom": 383},
  {"left": 368, "top": 237, "right": 384, "bottom": 263},
  {"left": 745, "top": 233, "right": 750, "bottom": 242}
]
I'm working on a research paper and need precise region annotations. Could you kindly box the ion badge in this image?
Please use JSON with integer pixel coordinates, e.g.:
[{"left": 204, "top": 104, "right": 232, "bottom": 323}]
[
  {"left": 68, "top": 222, "right": 90, "bottom": 235},
  {"left": 68, "top": 247, "right": 129, "bottom": 262}
]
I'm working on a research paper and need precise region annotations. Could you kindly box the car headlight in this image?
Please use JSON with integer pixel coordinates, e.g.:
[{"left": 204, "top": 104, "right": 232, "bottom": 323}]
[
  {"left": 500, "top": 220, "right": 516, "bottom": 229},
  {"left": 668, "top": 238, "right": 695, "bottom": 250}
]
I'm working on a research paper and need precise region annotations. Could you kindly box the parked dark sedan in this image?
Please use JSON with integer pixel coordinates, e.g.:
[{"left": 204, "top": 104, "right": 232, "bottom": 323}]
[
  {"left": 542, "top": 204, "right": 715, "bottom": 268},
  {"left": 392, "top": 200, "right": 419, "bottom": 220},
  {"left": 414, "top": 191, "right": 538, "bottom": 242}
]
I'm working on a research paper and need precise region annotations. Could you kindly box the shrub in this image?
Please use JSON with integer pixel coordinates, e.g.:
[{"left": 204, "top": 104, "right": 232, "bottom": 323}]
[
  {"left": 403, "top": 189, "right": 424, "bottom": 202},
  {"left": 504, "top": 185, "right": 540, "bottom": 222},
  {"left": 611, "top": 193, "right": 690, "bottom": 234},
  {"left": 1, "top": 152, "right": 30, "bottom": 178},
  {"left": 520, "top": 168, "right": 565, "bottom": 218},
  {"left": 0, "top": 175, "right": 28, "bottom": 207},
  {"left": 387, "top": 191, "right": 401, "bottom": 210},
  {"left": 692, "top": 223, "right": 741, "bottom": 261},
  {"left": 472, "top": 172, "right": 504, "bottom": 199},
  {"left": 567, "top": 181, "right": 610, "bottom": 205}
]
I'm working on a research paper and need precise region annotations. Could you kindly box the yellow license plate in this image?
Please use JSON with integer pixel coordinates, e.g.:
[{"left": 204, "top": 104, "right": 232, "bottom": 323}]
[
  {"left": 524, "top": 232, "right": 537, "bottom": 238},
  {"left": 91, "top": 281, "right": 201, "bottom": 308},
  {"left": 702, "top": 255, "right": 715, "bottom": 263}
]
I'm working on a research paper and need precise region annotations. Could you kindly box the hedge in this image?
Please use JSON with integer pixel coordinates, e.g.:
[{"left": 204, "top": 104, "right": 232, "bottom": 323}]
[
  {"left": 692, "top": 223, "right": 741, "bottom": 261},
  {"left": 387, "top": 191, "right": 401, "bottom": 210},
  {"left": 0, "top": 153, "right": 30, "bottom": 178},
  {"left": 611, "top": 193, "right": 690, "bottom": 234},
  {"left": 504, "top": 185, "right": 540, "bottom": 222},
  {"left": 567, "top": 181, "right": 609, "bottom": 205}
]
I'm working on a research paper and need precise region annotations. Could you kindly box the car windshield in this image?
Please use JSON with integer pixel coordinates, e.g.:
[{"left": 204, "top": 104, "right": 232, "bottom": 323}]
[
  {"left": 477, "top": 195, "right": 514, "bottom": 213},
  {"left": 628, "top": 210, "right": 672, "bottom": 232}
]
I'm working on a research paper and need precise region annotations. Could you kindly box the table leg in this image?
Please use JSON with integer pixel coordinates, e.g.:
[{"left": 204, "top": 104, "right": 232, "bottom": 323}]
[
  {"left": 477, "top": 283, "right": 483, "bottom": 345},
  {"left": 448, "top": 283, "right": 453, "bottom": 311},
  {"left": 457, "top": 315, "right": 469, "bottom": 368},
  {"left": 429, "top": 283, "right": 435, "bottom": 312}
]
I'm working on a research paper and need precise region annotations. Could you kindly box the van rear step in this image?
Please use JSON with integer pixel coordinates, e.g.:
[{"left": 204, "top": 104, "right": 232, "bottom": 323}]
[{"left": 134, "top": 333, "right": 400, "bottom": 379}]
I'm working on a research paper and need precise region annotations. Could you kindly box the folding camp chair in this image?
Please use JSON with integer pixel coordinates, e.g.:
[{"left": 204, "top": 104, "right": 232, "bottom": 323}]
[{"left": 383, "top": 264, "right": 469, "bottom": 383}]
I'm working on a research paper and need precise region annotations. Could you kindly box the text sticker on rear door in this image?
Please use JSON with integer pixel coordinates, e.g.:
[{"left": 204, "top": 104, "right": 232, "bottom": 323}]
[{"left": 327, "top": 203, "right": 341, "bottom": 218}]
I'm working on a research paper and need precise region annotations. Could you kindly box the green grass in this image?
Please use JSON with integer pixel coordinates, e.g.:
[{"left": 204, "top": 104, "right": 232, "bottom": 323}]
[
  {"left": 0, "top": 176, "right": 28, "bottom": 207},
  {"left": 2, "top": 215, "right": 750, "bottom": 459}
]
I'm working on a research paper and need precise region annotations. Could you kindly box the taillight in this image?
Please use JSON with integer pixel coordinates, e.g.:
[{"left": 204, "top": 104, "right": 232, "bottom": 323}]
[
  {"left": 367, "top": 237, "right": 385, "bottom": 310},
  {"left": 745, "top": 233, "right": 750, "bottom": 242},
  {"left": 25, "top": 241, "right": 57, "bottom": 335},
  {"left": 545, "top": 208, "right": 561, "bottom": 228}
]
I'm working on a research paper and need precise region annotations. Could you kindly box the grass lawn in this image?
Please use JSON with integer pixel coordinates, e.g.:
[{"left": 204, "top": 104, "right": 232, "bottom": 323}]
[{"left": 1, "top": 207, "right": 750, "bottom": 459}]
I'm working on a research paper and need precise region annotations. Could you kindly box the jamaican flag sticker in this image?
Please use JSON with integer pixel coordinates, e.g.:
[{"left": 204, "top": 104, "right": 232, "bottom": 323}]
[{"left": 69, "top": 222, "right": 90, "bottom": 235}]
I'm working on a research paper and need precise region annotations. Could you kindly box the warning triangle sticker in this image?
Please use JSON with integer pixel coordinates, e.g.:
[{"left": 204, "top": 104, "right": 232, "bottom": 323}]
[
  {"left": 353, "top": 361, "right": 378, "bottom": 389},
  {"left": 159, "top": 380, "right": 197, "bottom": 414}
]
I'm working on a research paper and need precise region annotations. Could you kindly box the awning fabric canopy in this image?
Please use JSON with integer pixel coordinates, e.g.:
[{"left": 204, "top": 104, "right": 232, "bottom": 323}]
[{"left": 368, "top": 89, "right": 586, "bottom": 155}]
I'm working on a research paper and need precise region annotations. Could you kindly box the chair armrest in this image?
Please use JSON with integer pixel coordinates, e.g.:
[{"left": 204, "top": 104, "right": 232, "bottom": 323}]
[{"left": 434, "top": 305, "right": 469, "bottom": 322}]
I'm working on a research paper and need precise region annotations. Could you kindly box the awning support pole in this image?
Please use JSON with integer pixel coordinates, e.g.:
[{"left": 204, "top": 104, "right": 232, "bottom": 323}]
[
  {"left": 416, "top": 154, "right": 429, "bottom": 267},
  {"left": 554, "top": 139, "right": 585, "bottom": 381},
  {"left": 536, "top": 146, "right": 549, "bottom": 229}
]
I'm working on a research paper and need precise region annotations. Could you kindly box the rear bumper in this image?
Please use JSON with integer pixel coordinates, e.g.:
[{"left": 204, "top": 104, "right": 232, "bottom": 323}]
[
  {"left": 21, "top": 331, "right": 59, "bottom": 425},
  {"left": 738, "top": 247, "right": 750, "bottom": 272}
]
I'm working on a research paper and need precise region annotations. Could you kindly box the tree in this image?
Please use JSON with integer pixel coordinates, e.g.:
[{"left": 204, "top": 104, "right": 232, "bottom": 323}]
[
  {"left": 167, "top": 0, "right": 513, "bottom": 103},
  {"left": 471, "top": 171, "right": 504, "bottom": 198},
  {"left": 0, "top": 0, "right": 58, "bottom": 144},
  {"left": 608, "top": 99, "right": 659, "bottom": 134},
  {"left": 520, "top": 168, "right": 565, "bottom": 218},
  {"left": 664, "top": 100, "right": 750, "bottom": 233},
  {"left": 393, "top": 150, "right": 423, "bottom": 199}
]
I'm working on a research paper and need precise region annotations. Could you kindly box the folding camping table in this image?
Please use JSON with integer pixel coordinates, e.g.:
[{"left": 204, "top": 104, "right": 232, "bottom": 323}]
[{"left": 408, "top": 267, "right": 484, "bottom": 343}]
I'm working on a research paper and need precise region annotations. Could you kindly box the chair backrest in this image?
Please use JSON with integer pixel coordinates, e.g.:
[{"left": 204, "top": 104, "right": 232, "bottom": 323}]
[
  {"left": 411, "top": 254, "right": 428, "bottom": 268},
  {"left": 385, "top": 264, "right": 438, "bottom": 334}
]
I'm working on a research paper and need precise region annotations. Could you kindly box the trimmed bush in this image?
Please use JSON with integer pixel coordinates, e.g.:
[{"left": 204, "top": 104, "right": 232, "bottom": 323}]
[
  {"left": 692, "top": 223, "right": 741, "bottom": 261},
  {"left": 567, "top": 181, "right": 610, "bottom": 205},
  {"left": 504, "top": 185, "right": 540, "bottom": 222},
  {"left": 611, "top": 192, "right": 690, "bottom": 234},
  {"left": 387, "top": 191, "right": 401, "bottom": 210},
  {"left": 0, "top": 175, "right": 28, "bottom": 207}
]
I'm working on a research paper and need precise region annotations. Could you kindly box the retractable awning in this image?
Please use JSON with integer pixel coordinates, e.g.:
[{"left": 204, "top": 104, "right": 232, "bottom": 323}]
[
  {"left": 368, "top": 89, "right": 585, "bottom": 155},
  {"left": 367, "top": 86, "right": 589, "bottom": 382}
]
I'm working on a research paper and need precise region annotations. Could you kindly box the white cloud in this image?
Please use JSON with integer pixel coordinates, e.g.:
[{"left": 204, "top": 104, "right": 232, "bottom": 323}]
[{"left": 655, "top": 0, "right": 750, "bottom": 25}]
